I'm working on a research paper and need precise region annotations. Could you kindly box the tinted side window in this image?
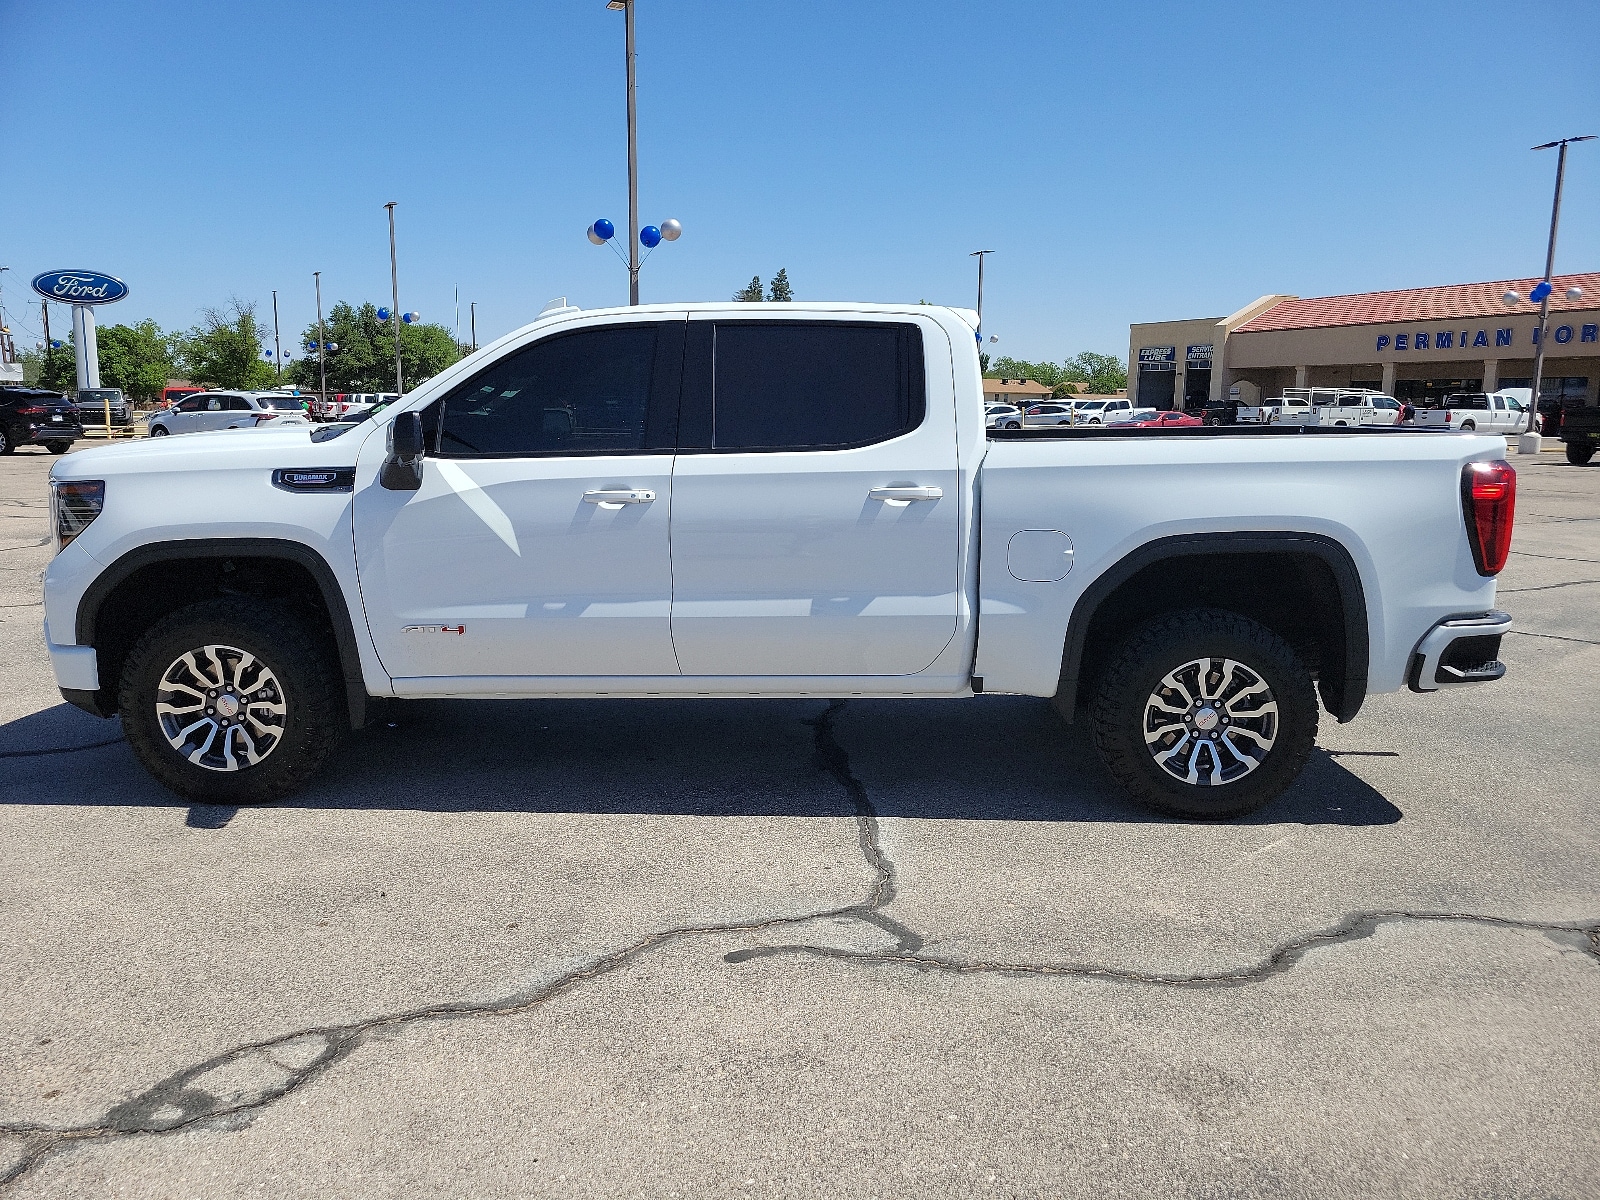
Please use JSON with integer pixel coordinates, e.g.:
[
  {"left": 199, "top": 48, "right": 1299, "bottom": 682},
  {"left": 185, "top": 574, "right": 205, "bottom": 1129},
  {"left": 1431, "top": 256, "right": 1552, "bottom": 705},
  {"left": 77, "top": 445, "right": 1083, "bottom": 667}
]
[
  {"left": 226, "top": 396, "right": 252, "bottom": 411},
  {"left": 433, "top": 323, "right": 679, "bottom": 457},
  {"left": 709, "top": 322, "right": 924, "bottom": 451}
]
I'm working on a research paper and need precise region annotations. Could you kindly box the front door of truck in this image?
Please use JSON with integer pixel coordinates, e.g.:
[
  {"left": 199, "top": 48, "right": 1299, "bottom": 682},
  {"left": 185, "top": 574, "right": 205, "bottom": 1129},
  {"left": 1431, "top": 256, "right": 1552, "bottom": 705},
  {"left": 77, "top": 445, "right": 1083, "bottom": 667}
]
[
  {"left": 667, "top": 315, "right": 960, "bottom": 677},
  {"left": 353, "top": 315, "right": 686, "bottom": 682}
]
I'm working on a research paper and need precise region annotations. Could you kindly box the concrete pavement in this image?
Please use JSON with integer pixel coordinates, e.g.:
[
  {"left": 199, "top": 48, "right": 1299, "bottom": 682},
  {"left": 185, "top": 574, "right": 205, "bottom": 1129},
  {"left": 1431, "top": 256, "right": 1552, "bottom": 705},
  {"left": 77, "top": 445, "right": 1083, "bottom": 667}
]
[{"left": 0, "top": 446, "right": 1596, "bottom": 1197}]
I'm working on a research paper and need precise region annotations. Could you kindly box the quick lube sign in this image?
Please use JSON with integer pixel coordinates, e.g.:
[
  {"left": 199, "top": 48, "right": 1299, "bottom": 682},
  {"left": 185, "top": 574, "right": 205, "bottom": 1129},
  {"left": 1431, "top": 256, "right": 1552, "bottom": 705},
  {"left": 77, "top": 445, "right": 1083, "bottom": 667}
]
[
  {"left": 30, "top": 270, "right": 129, "bottom": 304},
  {"left": 1375, "top": 322, "right": 1597, "bottom": 353}
]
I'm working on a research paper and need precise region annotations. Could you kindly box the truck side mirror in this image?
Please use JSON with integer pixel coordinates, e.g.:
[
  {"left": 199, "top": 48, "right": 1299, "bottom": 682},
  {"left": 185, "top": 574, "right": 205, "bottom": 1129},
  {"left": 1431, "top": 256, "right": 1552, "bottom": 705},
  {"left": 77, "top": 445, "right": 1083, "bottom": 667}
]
[{"left": 380, "top": 411, "right": 425, "bottom": 491}]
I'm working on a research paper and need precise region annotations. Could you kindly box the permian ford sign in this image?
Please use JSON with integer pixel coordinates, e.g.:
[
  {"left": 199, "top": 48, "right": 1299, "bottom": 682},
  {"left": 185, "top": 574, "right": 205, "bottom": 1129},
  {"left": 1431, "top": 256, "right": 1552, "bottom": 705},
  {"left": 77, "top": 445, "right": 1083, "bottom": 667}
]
[{"left": 30, "top": 270, "right": 129, "bottom": 304}]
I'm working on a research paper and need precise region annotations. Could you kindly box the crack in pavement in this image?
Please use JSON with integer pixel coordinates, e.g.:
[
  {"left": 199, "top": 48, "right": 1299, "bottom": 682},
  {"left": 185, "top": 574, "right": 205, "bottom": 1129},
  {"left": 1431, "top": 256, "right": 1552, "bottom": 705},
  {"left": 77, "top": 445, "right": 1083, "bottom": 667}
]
[
  {"left": 0, "top": 737, "right": 125, "bottom": 760},
  {"left": 1505, "top": 629, "right": 1600, "bottom": 646},
  {"left": 2, "top": 698, "right": 1597, "bottom": 1191},
  {"left": 1499, "top": 578, "right": 1600, "bottom": 594}
]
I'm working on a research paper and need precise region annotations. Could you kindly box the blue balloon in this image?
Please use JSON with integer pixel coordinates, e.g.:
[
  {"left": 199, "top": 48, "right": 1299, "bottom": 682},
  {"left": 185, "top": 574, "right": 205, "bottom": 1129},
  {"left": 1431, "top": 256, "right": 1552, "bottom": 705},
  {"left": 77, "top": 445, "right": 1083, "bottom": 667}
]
[
  {"left": 50, "top": 339, "right": 62, "bottom": 348},
  {"left": 1529, "top": 280, "right": 1553, "bottom": 303},
  {"left": 639, "top": 225, "right": 661, "bottom": 248},
  {"left": 593, "top": 218, "right": 615, "bottom": 241},
  {"left": 377, "top": 307, "right": 391, "bottom": 321}
]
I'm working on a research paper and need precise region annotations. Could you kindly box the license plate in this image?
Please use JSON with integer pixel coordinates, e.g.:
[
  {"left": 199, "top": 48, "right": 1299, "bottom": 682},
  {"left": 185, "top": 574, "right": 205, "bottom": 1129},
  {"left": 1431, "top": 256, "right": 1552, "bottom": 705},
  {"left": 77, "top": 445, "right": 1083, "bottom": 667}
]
[{"left": 50, "top": 415, "right": 63, "bottom": 422}]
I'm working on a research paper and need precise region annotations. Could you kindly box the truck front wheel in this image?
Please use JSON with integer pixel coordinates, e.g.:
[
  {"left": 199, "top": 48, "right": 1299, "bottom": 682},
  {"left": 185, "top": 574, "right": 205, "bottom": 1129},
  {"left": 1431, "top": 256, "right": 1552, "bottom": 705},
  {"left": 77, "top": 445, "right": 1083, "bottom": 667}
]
[
  {"left": 1088, "top": 609, "right": 1318, "bottom": 819},
  {"left": 119, "top": 597, "right": 345, "bottom": 803},
  {"left": 1566, "top": 439, "right": 1595, "bottom": 466}
]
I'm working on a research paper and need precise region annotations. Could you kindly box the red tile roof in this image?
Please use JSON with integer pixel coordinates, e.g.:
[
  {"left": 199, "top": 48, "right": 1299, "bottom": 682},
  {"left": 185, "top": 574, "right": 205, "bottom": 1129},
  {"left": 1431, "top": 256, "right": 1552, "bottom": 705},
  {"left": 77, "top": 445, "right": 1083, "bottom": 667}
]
[{"left": 1234, "top": 272, "right": 1600, "bottom": 333}]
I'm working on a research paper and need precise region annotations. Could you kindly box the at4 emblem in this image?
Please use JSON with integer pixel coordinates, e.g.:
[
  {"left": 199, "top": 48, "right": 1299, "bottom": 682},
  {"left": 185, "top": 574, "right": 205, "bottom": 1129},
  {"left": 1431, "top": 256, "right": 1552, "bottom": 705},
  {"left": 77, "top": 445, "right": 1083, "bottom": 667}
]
[{"left": 402, "top": 624, "right": 466, "bottom": 635}]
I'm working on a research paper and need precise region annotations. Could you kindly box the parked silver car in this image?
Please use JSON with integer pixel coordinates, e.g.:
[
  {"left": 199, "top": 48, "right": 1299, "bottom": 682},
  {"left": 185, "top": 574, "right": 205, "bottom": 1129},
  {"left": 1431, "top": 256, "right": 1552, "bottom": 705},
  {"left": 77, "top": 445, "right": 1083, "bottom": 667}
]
[{"left": 147, "top": 392, "right": 310, "bottom": 437}]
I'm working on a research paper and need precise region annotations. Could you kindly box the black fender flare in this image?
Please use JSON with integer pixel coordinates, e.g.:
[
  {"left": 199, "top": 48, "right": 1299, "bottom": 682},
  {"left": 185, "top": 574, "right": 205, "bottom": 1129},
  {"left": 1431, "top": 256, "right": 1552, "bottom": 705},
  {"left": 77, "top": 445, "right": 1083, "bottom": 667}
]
[
  {"left": 75, "top": 538, "right": 373, "bottom": 728},
  {"left": 1053, "top": 531, "right": 1369, "bottom": 724}
]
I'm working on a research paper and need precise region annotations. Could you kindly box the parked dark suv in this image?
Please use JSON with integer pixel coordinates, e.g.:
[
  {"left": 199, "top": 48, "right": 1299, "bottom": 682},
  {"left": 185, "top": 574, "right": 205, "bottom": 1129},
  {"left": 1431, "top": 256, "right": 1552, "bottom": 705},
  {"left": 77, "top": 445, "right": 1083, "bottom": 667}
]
[
  {"left": 75, "top": 387, "right": 132, "bottom": 426},
  {"left": 0, "top": 387, "right": 81, "bottom": 454}
]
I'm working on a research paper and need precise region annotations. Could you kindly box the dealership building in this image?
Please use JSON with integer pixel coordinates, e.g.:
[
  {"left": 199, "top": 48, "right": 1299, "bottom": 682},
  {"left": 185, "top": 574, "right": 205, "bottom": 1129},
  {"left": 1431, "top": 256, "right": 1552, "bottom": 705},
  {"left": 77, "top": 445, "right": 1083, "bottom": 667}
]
[{"left": 1128, "top": 272, "right": 1600, "bottom": 411}]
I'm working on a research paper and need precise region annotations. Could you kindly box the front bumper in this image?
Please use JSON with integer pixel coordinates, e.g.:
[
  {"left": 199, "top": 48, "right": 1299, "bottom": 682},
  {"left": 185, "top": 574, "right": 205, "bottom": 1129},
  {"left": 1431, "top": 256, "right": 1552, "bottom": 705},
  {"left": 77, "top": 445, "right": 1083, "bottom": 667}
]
[{"left": 1408, "top": 610, "right": 1511, "bottom": 692}]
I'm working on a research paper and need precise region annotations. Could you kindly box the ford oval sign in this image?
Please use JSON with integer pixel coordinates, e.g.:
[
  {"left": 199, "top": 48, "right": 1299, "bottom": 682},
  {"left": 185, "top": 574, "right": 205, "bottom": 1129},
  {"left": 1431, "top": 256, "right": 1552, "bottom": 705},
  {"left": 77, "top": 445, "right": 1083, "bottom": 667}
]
[{"left": 31, "top": 270, "right": 129, "bottom": 305}]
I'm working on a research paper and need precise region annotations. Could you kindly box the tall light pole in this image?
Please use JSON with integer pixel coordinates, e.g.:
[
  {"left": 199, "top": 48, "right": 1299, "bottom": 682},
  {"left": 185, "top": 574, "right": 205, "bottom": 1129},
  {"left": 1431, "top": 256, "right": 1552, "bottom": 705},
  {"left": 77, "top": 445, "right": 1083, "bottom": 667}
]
[
  {"left": 607, "top": 0, "right": 641, "bottom": 304},
  {"left": 1523, "top": 135, "right": 1595, "bottom": 434},
  {"left": 384, "top": 201, "right": 403, "bottom": 394},
  {"left": 470, "top": 301, "right": 477, "bottom": 352},
  {"left": 270, "top": 289, "right": 283, "bottom": 381},
  {"left": 969, "top": 250, "right": 994, "bottom": 340},
  {"left": 313, "top": 271, "right": 327, "bottom": 410}
]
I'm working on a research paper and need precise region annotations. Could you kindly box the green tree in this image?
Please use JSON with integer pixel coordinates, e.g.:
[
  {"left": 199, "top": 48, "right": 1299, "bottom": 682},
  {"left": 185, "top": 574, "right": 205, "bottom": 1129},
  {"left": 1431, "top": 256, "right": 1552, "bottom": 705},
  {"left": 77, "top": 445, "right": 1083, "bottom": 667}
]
[
  {"left": 286, "top": 302, "right": 460, "bottom": 393},
  {"left": 986, "top": 356, "right": 1065, "bottom": 389},
  {"left": 178, "top": 300, "right": 274, "bottom": 389},
  {"left": 1063, "top": 351, "right": 1128, "bottom": 394},
  {"left": 97, "top": 319, "right": 176, "bottom": 402},
  {"left": 978, "top": 351, "right": 990, "bottom": 374},
  {"left": 766, "top": 268, "right": 792, "bottom": 302},
  {"left": 20, "top": 341, "right": 78, "bottom": 393},
  {"left": 733, "top": 276, "right": 764, "bottom": 302}
]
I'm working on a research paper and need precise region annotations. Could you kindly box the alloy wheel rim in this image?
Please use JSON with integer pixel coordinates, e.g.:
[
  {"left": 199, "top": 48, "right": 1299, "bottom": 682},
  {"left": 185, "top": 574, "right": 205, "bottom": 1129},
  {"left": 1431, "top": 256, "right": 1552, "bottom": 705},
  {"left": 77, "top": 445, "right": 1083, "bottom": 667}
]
[
  {"left": 155, "top": 645, "right": 287, "bottom": 772},
  {"left": 1141, "top": 656, "right": 1278, "bottom": 786}
]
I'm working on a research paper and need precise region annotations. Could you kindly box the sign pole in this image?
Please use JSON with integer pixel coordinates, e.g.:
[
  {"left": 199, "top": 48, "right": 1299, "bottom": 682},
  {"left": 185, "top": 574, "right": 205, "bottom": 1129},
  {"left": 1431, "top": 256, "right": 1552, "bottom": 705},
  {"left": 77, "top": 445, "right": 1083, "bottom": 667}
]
[
  {"left": 314, "top": 271, "right": 327, "bottom": 414},
  {"left": 271, "top": 289, "right": 282, "bottom": 381},
  {"left": 40, "top": 301, "right": 50, "bottom": 354},
  {"left": 385, "top": 202, "right": 402, "bottom": 394}
]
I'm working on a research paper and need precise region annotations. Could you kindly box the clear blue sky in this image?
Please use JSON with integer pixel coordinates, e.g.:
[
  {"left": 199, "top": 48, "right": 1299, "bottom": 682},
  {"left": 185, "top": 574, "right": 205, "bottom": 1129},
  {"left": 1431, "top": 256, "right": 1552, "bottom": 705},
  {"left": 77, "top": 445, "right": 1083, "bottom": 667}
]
[{"left": 2, "top": 0, "right": 1597, "bottom": 364}]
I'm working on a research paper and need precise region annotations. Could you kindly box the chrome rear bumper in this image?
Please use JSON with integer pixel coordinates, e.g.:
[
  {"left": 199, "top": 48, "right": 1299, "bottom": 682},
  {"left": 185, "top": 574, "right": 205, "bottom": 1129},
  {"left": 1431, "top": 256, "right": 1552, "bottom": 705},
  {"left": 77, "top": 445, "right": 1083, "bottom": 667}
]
[{"left": 1408, "top": 610, "right": 1511, "bottom": 693}]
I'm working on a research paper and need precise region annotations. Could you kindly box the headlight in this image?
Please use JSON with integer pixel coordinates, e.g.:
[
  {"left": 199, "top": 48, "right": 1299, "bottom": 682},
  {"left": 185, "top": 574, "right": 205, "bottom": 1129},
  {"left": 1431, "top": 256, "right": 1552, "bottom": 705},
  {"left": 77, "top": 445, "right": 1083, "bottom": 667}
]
[{"left": 50, "top": 480, "right": 105, "bottom": 553}]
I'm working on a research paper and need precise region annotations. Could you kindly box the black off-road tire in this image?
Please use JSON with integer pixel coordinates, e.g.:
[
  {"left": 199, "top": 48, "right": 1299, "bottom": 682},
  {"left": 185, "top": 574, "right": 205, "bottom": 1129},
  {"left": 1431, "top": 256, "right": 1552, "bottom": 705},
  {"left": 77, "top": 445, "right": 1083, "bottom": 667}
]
[
  {"left": 119, "top": 597, "right": 345, "bottom": 804},
  {"left": 1566, "top": 440, "right": 1595, "bottom": 466},
  {"left": 1089, "top": 608, "right": 1318, "bottom": 819}
]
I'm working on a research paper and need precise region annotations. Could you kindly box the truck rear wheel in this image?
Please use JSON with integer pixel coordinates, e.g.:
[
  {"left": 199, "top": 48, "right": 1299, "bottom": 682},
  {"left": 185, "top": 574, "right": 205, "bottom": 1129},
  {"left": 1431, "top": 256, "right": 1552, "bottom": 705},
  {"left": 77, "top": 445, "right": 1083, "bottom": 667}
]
[
  {"left": 1566, "top": 440, "right": 1595, "bottom": 466},
  {"left": 119, "top": 597, "right": 345, "bottom": 804},
  {"left": 1088, "top": 609, "right": 1318, "bottom": 819}
]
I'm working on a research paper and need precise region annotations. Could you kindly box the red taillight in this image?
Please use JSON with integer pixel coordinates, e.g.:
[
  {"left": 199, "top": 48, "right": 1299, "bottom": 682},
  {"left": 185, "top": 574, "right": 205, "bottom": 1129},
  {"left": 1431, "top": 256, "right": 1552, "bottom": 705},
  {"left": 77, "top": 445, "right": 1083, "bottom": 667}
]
[
  {"left": 1462, "top": 459, "right": 1515, "bottom": 576},
  {"left": 17, "top": 405, "right": 49, "bottom": 415},
  {"left": 255, "top": 412, "right": 279, "bottom": 423}
]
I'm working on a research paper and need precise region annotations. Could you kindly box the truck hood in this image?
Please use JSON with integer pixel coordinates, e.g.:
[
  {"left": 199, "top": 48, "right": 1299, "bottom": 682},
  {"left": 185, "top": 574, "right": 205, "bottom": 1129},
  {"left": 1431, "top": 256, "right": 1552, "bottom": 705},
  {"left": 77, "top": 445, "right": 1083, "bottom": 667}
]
[{"left": 50, "top": 422, "right": 380, "bottom": 481}]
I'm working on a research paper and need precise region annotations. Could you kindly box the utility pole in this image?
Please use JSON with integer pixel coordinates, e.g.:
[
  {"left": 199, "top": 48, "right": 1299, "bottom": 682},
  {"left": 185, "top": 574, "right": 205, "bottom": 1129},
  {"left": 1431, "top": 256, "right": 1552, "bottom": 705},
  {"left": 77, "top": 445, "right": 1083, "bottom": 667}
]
[
  {"left": 1525, "top": 135, "right": 1595, "bottom": 435},
  {"left": 470, "top": 302, "right": 477, "bottom": 352},
  {"left": 314, "top": 271, "right": 327, "bottom": 412},
  {"left": 385, "top": 201, "right": 403, "bottom": 394},
  {"left": 271, "top": 289, "right": 282, "bottom": 381},
  {"left": 41, "top": 300, "right": 51, "bottom": 352}
]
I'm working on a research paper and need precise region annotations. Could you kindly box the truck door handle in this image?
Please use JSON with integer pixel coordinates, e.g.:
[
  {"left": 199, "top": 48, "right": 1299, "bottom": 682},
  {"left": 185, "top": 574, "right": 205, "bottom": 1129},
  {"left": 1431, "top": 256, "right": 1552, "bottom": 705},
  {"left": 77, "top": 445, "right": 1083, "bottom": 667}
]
[
  {"left": 582, "top": 489, "right": 656, "bottom": 508},
  {"left": 869, "top": 485, "right": 943, "bottom": 503}
]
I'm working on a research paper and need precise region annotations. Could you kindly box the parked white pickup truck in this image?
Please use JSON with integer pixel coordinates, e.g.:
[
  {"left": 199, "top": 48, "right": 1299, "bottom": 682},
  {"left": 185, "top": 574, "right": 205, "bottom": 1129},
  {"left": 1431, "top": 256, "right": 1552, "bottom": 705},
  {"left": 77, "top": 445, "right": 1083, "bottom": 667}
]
[
  {"left": 1416, "top": 391, "right": 1532, "bottom": 435},
  {"left": 43, "top": 302, "right": 1516, "bottom": 819},
  {"left": 1239, "top": 388, "right": 1403, "bottom": 427}
]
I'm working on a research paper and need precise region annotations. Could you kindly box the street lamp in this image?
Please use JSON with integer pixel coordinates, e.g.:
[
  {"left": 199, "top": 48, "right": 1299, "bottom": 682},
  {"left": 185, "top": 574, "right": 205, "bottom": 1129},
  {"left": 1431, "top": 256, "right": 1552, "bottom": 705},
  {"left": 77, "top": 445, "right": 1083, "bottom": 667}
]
[
  {"left": 969, "top": 250, "right": 995, "bottom": 344},
  {"left": 1518, "top": 134, "right": 1595, "bottom": 437}
]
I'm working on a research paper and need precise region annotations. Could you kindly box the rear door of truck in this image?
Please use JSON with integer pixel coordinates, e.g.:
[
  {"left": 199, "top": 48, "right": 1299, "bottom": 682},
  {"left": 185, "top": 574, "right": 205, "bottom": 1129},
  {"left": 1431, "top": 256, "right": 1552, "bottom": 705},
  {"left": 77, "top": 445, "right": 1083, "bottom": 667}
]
[{"left": 667, "top": 313, "right": 961, "bottom": 676}]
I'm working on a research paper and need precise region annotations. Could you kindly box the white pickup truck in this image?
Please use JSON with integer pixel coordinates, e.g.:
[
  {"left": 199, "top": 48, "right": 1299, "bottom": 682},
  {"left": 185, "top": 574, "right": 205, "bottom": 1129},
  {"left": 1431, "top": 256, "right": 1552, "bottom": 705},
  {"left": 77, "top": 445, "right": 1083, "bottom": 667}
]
[
  {"left": 1416, "top": 391, "right": 1532, "bottom": 435},
  {"left": 1239, "top": 388, "right": 1403, "bottom": 427},
  {"left": 43, "top": 302, "right": 1516, "bottom": 820}
]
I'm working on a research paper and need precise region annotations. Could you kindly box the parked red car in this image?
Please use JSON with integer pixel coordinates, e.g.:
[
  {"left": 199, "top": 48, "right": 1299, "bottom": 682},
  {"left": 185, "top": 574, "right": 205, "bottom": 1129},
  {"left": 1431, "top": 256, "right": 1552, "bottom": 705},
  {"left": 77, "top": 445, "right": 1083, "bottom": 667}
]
[{"left": 1128, "top": 410, "right": 1205, "bottom": 428}]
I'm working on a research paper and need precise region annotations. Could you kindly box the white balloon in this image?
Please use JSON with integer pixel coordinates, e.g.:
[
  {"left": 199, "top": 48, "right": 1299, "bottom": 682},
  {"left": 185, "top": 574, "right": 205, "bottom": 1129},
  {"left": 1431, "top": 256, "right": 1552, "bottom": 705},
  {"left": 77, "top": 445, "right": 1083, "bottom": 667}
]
[
  {"left": 1501, "top": 291, "right": 1521, "bottom": 305},
  {"left": 587, "top": 224, "right": 606, "bottom": 245},
  {"left": 659, "top": 218, "right": 682, "bottom": 242},
  {"left": 1566, "top": 286, "right": 1584, "bottom": 301}
]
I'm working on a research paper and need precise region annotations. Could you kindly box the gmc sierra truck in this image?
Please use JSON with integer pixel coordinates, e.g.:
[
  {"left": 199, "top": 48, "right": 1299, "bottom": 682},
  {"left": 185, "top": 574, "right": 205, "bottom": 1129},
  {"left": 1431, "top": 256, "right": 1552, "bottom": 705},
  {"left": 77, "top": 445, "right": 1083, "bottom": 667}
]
[{"left": 43, "top": 302, "right": 1516, "bottom": 818}]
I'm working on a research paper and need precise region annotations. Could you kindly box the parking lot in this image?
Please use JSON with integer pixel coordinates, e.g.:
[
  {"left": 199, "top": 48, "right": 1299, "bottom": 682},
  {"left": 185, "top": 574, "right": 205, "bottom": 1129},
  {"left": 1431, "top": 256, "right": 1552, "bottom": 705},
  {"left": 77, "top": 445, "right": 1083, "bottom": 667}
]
[{"left": 0, "top": 445, "right": 1596, "bottom": 1197}]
